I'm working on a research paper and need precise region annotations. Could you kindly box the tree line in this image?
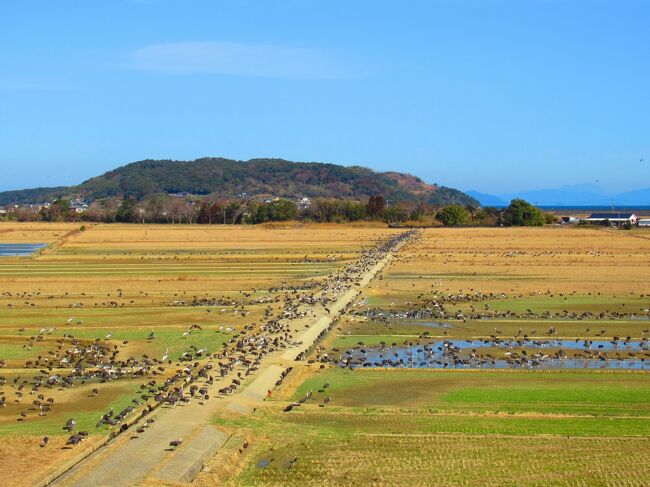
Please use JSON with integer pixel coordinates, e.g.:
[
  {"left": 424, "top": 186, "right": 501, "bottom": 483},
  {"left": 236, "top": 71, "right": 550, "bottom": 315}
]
[
  {"left": 2, "top": 195, "right": 552, "bottom": 227},
  {"left": 435, "top": 199, "right": 551, "bottom": 226}
]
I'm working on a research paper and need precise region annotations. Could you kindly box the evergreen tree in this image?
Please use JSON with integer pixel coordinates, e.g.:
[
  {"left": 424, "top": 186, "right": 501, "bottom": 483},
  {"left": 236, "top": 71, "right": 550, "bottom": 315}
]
[
  {"left": 436, "top": 204, "right": 469, "bottom": 226},
  {"left": 501, "top": 199, "right": 544, "bottom": 226},
  {"left": 115, "top": 198, "right": 136, "bottom": 223}
]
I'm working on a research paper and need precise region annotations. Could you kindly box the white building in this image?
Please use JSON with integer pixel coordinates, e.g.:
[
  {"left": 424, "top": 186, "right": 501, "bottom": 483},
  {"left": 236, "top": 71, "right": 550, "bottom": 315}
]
[
  {"left": 638, "top": 219, "right": 650, "bottom": 227},
  {"left": 585, "top": 212, "right": 637, "bottom": 226}
]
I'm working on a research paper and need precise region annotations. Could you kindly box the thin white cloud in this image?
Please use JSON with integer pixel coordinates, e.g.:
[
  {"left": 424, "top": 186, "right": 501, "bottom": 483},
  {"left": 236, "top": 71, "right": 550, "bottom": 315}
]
[{"left": 130, "top": 41, "right": 361, "bottom": 80}]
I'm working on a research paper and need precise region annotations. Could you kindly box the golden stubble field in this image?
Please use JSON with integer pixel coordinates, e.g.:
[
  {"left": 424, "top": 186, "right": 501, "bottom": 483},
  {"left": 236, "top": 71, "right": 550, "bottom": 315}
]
[
  {"left": 0, "top": 222, "right": 82, "bottom": 244},
  {"left": 0, "top": 222, "right": 398, "bottom": 486},
  {"left": 378, "top": 226, "right": 650, "bottom": 296}
]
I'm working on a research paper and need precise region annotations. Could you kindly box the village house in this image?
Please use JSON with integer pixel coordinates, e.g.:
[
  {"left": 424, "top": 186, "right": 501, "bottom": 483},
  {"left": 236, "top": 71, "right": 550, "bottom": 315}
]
[{"left": 69, "top": 199, "right": 89, "bottom": 213}]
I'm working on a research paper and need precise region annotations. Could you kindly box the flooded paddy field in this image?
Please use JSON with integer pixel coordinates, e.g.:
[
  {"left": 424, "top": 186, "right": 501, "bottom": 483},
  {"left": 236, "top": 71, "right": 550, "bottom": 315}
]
[{"left": 333, "top": 337, "right": 650, "bottom": 370}]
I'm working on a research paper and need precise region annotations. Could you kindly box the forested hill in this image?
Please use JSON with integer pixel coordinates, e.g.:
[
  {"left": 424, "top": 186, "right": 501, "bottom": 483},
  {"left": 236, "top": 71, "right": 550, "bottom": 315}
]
[{"left": 0, "top": 158, "right": 477, "bottom": 206}]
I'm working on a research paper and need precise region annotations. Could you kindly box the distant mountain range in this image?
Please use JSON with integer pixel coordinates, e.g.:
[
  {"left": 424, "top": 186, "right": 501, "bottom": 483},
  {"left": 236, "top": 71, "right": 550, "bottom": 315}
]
[
  {"left": 0, "top": 157, "right": 478, "bottom": 207},
  {"left": 467, "top": 183, "right": 650, "bottom": 207}
]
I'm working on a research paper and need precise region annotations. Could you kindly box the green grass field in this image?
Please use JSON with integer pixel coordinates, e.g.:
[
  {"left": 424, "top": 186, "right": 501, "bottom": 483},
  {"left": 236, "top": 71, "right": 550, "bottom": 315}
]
[
  {"left": 0, "top": 380, "right": 141, "bottom": 436},
  {"left": 290, "top": 368, "right": 650, "bottom": 416}
]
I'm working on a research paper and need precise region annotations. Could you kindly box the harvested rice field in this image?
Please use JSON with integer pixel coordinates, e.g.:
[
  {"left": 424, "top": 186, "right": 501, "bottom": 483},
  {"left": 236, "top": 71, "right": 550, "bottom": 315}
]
[
  {"left": 0, "top": 222, "right": 396, "bottom": 485},
  {"left": 2, "top": 224, "right": 650, "bottom": 486},
  {"left": 207, "top": 226, "right": 650, "bottom": 486},
  {"left": 208, "top": 414, "right": 650, "bottom": 487}
]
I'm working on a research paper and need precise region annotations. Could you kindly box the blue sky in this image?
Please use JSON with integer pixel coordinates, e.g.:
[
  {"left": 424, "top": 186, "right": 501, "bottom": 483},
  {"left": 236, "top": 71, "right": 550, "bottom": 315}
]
[{"left": 1, "top": 0, "right": 648, "bottom": 194}]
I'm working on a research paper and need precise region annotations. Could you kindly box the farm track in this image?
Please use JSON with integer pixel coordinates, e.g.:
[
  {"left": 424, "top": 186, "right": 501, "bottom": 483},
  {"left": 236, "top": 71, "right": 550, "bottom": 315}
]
[
  {"left": 37, "top": 227, "right": 93, "bottom": 257},
  {"left": 47, "top": 231, "right": 414, "bottom": 487}
]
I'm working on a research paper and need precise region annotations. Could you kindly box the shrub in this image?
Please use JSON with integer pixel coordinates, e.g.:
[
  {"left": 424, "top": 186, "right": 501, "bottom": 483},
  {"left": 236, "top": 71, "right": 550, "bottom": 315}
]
[
  {"left": 435, "top": 204, "right": 469, "bottom": 226},
  {"left": 501, "top": 199, "right": 545, "bottom": 226}
]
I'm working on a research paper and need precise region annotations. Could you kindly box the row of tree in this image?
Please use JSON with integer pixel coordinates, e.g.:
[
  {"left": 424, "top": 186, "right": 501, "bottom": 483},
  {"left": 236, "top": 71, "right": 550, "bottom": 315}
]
[
  {"left": 435, "top": 199, "right": 550, "bottom": 226},
  {"left": 4, "top": 195, "right": 551, "bottom": 227}
]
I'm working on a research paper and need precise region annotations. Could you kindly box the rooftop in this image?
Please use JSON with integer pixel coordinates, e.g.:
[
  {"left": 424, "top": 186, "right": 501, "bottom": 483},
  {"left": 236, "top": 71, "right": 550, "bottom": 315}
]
[{"left": 587, "top": 212, "right": 636, "bottom": 219}]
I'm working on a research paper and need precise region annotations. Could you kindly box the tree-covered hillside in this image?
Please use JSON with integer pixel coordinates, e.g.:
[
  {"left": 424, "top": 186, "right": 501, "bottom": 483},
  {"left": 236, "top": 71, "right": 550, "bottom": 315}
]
[{"left": 0, "top": 158, "right": 477, "bottom": 206}]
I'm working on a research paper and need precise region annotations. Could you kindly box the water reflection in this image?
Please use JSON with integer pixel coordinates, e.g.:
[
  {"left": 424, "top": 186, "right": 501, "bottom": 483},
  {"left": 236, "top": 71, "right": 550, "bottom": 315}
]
[{"left": 337, "top": 338, "right": 650, "bottom": 370}]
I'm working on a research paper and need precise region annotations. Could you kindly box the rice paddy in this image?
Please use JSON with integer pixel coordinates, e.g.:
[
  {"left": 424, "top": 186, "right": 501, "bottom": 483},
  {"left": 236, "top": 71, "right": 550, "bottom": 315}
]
[
  {"left": 0, "top": 222, "right": 394, "bottom": 485},
  {"left": 207, "top": 226, "right": 650, "bottom": 486},
  {"left": 2, "top": 223, "right": 649, "bottom": 485}
]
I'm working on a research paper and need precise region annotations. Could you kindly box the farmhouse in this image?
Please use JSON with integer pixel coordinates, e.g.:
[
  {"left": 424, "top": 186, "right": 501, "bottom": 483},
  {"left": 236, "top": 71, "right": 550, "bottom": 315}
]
[
  {"left": 585, "top": 212, "right": 637, "bottom": 226},
  {"left": 69, "top": 199, "right": 89, "bottom": 213}
]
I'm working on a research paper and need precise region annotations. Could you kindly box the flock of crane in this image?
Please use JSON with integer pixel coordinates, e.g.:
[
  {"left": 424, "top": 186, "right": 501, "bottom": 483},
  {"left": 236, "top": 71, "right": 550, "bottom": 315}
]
[{"left": 0, "top": 230, "right": 415, "bottom": 454}]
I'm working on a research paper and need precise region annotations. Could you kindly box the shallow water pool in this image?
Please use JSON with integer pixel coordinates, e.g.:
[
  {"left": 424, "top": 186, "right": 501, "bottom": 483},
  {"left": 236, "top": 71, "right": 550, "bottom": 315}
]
[
  {"left": 0, "top": 243, "right": 46, "bottom": 256},
  {"left": 337, "top": 337, "right": 650, "bottom": 370}
]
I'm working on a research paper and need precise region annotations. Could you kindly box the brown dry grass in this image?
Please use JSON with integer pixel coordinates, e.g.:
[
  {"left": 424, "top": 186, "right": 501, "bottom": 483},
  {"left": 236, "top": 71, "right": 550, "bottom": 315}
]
[
  {"left": 0, "top": 223, "right": 397, "bottom": 299},
  {"left": 373, "top": 226, "right": 650, "bottom": 296},
  {"left": 0, "top": 222, "right": 82, "bottom": 244},
  {"left": 61, "top": 223, "right": 395, "bottom": 250},
  {"left": 0, "top": 435, "right": 106, "bottom": 487}
]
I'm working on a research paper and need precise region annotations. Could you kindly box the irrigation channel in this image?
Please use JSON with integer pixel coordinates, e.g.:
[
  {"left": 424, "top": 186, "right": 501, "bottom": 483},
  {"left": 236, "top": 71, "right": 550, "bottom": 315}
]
[{"left": 336, "top": 337, "right": 650, "bottom": 370}]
